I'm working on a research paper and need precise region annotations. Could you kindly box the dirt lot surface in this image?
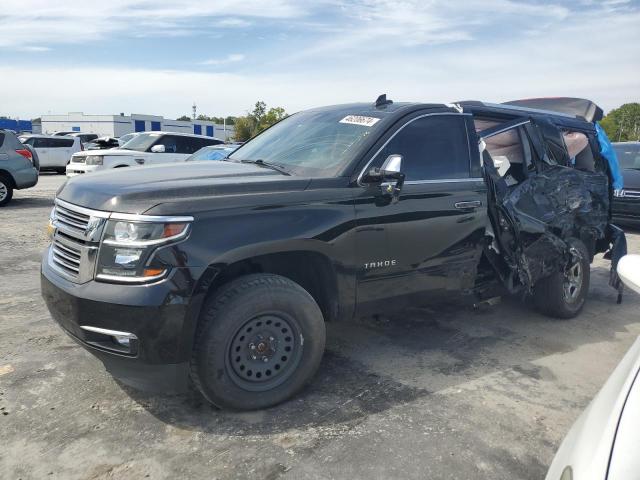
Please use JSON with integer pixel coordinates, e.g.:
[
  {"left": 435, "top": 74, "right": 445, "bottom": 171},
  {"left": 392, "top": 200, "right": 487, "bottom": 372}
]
[{"left": 2, "top": 174, "right": 640, "bottom": 480}]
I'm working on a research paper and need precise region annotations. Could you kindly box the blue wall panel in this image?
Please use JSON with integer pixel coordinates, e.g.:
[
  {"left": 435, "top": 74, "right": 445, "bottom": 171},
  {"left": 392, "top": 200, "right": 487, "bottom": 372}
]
[
  {"left": 134, "top": 120, "right": 146, "bottom": 132},
  {"left": 194, "top": 124, "right": 202, "bottom": 135},
  {"left": 206, "top": 125, "right": 214, "bottom": 137},
  {"left": 151, "top": 121, "right": 161, "bottom": 131}
]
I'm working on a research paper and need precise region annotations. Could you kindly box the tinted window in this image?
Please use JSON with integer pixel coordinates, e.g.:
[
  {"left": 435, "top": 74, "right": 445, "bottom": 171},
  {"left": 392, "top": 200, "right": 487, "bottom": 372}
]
[
  {"left": 374, "top": 115, "right": 471, "bottom": 181},
  {"left": 50, "top": 138, "right": 74, "bottom": 148},
  {"left": 613, "top": 144, "right": 640, "bottom": 170},
  {"left": 153, "top": 135, "right": 179, "bottom": 153},
  {"left": 0, "top": 132, "right": 4, "bottom": 148},
  {"left": 175, "top": 136, "right": 201, "bottom": 154}
]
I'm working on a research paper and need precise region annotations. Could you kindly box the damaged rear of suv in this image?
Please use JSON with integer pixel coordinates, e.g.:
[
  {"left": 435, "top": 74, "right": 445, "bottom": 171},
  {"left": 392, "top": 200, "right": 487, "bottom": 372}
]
[
  {"left": 41, "top": 96, "right": 626, "bottom": 409},
  {"left": 464, "top": 98, "right": 625, "bottom": 317}
]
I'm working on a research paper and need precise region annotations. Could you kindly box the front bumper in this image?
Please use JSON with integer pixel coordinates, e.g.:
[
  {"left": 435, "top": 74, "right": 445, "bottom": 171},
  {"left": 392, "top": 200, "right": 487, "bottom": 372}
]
[
  {"left": 41, "top": 248, "right": 205, "bottom": 393},
  {"left": 66, "top": 163, "right": 101, "bottom": 177},
  {"left": 612, "top": 198, "right": 640, "bottom": 226}
]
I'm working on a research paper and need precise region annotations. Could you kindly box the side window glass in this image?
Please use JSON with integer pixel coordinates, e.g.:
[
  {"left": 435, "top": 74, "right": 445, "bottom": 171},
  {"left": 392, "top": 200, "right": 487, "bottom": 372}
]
[
  {"left": 154, "top": 135, "right": 178, "bottom": 153},
  {"left": 33, "top": 138, "right": 47, "bottom": 148},
  {"left": 375, "top": 115, "right": 471, "bottom": 181},
  {"left": 175, "top": 137, "right": 200, "bottom": 154}
]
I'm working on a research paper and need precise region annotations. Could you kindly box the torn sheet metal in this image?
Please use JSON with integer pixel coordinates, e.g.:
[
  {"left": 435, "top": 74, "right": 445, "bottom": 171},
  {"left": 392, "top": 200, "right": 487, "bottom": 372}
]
[
  {"left": 504, "top": 166, "right": 610, "bottom": 241},
  {"left": 484, "top": 157, "right": 619, "bottom": 293}
]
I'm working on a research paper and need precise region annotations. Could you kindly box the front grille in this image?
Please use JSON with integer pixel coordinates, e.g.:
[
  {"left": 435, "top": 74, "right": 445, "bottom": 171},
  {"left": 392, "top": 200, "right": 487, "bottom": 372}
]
[
  {"left": 621, "top": 189, "right": 640, "bottom": 199},
  {"left": 49, "top": 200, "right": 109, "bottom": 283},
  {"left": 55, "top": 203, "right": 91, "bottom": 233},
  {"left": 51, "top": 238, "right": 82, "bottom": 277},
  {"left": 72, "top": 155, "right": 86, "bottom": 163}
]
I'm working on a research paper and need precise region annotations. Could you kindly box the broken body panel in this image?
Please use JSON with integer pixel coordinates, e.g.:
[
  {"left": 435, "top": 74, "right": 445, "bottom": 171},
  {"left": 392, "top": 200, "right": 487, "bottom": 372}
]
[{"left": 462, "top": 100, "right": 626, "bottom": 298}]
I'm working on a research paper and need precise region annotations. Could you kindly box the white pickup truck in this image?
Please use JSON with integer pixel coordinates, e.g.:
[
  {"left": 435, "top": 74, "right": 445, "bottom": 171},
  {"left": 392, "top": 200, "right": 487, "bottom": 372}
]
[{"left": 66, "top": 131, "right": 223, "bottom": 176}]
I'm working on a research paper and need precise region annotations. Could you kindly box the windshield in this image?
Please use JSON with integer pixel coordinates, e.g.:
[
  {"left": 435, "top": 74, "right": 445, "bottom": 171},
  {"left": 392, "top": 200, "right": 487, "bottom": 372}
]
[
  {"left": 613, "top": 144, "right": 640, "bottom": 170},
  {"left": 228, "top": 108, "right": 384, "bottom": 177},
  {"left": 120, "top": 133, "right": 161, "bottom": 152},
  {"left": 187, "top": 146, "right": 235, "bottom": 161}
]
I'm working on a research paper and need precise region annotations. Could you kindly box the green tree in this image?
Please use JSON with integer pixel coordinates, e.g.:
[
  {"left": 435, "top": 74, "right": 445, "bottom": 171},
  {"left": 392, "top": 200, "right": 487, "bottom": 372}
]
[
  {"left": 601, "top": 103, "right": 640, "bottom": 142},
  {"left": 233, "top": 101, "right": 288, "bottom": 142},
  {"left": 176, "top": 115, "right": 191, "bottom": 121},
  {"left": 233, "top": 116, "right": 256, "bottom": 142},
  {"left": 259, "top": 107, "right": 287, "bottom": 132}
]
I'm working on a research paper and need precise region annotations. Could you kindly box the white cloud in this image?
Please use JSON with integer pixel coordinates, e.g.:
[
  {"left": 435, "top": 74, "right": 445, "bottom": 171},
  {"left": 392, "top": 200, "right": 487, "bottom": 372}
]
[
  {"left": 215, "top": 18, "right": 253, "bottom": 28},
  {"left": 0, "top": 0, "right": 304, "bottom": 47},
  {"left": 0, "top": 0, "right": 638, "bottom": 118},
  {"left": 14, "top": 46, "right": 51, "bottom": 52},
  {"left": 199, "top": 54, "right": 246, "bottom": 66}
]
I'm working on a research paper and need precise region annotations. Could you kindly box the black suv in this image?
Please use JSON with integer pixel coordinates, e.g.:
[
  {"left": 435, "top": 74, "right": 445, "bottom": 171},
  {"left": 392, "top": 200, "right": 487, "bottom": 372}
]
[
  {"left": 612, "top": 142, "right": 640, "bottom": 225},
  {"left": 41, "top": 96, "right": 624, "bottom": 409}
]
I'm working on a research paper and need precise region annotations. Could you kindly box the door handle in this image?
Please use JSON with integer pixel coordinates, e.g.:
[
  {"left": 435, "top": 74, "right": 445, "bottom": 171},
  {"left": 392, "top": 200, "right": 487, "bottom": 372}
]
[{"left": 454, "top": 200, "right": 482, "bottom": 210}]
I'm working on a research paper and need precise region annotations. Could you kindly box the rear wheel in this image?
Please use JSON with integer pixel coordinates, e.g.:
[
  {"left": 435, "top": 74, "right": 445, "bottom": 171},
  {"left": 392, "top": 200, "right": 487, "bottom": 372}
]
[
  {"left": 191, "top": 274, "right": 326, "bottom": 410},
  {"left": 0, "top": 176, "right": 13, "bottom": 207},
  {"left": 533, "top": 238, "right": 590, "bottom": 318}
]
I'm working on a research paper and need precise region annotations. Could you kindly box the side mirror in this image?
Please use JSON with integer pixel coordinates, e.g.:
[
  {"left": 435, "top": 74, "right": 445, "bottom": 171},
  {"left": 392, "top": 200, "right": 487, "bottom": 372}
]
[
  {"left": 150, "top": 144, "right": 165, "bottom": 153},
  {"left": 381, "top": 154, "right": 402, "bottom": 177},
  {"left": 362, "top": 154, "right": 405, "bottom": 199},
  {"left": 363, "top": 154, "right": 404, "bottom": 183}
]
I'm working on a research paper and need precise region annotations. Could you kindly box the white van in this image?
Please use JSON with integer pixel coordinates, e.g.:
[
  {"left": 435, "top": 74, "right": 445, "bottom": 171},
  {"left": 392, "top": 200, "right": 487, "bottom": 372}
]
[
  {"left": 19, "top": 135, "right": 82, "bottom": 174},
  {"left": 66, "top": 131, "right": 223, "bottom": 176}
]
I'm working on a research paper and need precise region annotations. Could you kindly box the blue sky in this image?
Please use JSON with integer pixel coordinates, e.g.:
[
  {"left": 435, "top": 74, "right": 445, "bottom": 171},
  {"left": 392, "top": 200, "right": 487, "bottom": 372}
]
[{"left": 0, "top": 0, "right": 639, "bottom": 119}]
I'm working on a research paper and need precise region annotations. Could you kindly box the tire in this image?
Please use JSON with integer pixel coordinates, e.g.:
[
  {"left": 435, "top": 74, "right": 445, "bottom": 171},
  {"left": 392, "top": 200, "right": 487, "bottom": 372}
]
[
  {"left": 0, "top": 176, "right": 13, "bottom": 207},
  {"left": 533, "top": 238, "right": 590, "bottom": 319},
  {"left": 191, "top": 273, "right": 326, "bottom": 410}
]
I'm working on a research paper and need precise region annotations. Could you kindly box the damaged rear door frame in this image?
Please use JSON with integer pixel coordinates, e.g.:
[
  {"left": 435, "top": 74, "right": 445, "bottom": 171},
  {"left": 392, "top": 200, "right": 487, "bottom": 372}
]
[{"left": 475, "top": 114, "right": 623, "bottom": 298}]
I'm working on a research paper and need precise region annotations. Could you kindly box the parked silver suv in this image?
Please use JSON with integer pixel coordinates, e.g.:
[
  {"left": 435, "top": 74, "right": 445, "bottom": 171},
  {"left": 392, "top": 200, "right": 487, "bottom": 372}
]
[{"left": 0, "top": 129, "right": 39, "bottom": 206}]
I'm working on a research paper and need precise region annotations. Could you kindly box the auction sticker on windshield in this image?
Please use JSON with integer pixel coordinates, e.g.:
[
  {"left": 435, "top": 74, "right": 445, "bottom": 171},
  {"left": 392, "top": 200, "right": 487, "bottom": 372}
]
[{"left": 339, "top": 115, "right": 380, "bottom": 127}]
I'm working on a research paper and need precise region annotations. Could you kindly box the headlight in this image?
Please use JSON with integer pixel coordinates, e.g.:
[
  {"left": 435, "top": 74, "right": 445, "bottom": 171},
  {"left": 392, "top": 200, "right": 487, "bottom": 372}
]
[
  {"left": 47, "top": 207, "right": 56, "bottom": 238},
  {"left": 96, "top": 218, "right": 191, "bottom": 282},
  {"left": 86, "top": 155, "right": 104, "bottom": 165}
]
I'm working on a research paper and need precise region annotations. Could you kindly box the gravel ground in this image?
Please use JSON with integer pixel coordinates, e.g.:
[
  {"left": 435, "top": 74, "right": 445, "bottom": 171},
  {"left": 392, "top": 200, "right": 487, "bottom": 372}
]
[{"left": 1, "top": 174, "right": 639, "bottom": 480}]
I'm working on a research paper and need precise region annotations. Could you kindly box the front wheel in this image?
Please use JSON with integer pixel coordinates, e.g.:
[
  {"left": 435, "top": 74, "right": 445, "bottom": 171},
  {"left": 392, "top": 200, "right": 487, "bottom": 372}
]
[
  {"left": 533, "top": 238, "right": 590, "bottom": 319},
  {"left": 191, "top": 274, "right": 326, "bottom": 410}
]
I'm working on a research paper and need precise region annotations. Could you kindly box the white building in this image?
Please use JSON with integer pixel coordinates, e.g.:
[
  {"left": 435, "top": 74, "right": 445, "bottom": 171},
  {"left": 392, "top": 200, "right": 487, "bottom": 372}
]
[{"left": 40, "top": 112, "right": 235, "bottom": 141}]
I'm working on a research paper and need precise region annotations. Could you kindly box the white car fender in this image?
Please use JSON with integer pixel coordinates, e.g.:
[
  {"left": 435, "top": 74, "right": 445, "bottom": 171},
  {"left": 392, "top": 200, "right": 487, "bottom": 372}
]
[{"left": 545, "top": 337, "right": 640, "bottom": 480}]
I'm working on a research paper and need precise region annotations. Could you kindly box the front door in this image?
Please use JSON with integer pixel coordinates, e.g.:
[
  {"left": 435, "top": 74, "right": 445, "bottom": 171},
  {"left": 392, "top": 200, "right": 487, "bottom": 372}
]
[{"left": 354, "top": 113, "right": 487, "bottom": 312}]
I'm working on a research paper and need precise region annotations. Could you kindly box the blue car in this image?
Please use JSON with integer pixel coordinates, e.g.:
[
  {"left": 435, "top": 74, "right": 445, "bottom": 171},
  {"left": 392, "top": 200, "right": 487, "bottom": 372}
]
[{"left": 186, "top": 144, "right": 240, "bottom": 161}]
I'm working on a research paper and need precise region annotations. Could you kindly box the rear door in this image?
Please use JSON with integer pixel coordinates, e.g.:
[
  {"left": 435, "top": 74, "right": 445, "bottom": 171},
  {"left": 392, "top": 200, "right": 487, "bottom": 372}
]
[
  {"left": 31, "top": 138, "right": 52, "bottom": 167},
  {"left": 52, "top": 137, "right": 75, "bottom": 167},
  {"left": 354, "top": 113, "right": 487, "bottom": 311}
]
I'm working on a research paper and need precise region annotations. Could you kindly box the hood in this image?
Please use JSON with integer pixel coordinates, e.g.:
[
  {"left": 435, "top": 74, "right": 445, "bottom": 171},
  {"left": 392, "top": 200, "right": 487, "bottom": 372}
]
[
  {"left": 622, "top": 168, "right": 640, "bottom": 190},
  {"left": 75, "top": 148, "right": 141, "bottom": 157},
  {"left": 57, "top": 161, "right": 311, "bottom": 213}
]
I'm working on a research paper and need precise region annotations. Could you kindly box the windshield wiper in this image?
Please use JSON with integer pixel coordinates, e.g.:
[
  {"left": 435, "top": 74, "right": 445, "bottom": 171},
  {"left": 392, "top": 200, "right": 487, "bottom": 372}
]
[{"left": 240, "top": 159, "right": 291, "bottom": 176}]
